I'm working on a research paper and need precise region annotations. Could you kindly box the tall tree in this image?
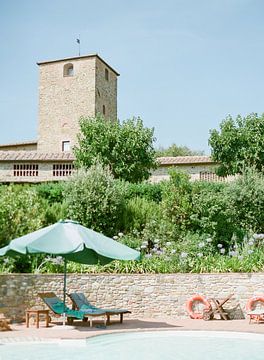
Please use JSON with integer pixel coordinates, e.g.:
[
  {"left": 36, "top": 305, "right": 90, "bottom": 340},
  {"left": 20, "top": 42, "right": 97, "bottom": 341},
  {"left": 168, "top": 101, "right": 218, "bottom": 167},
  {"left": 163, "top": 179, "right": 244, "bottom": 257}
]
[
  {"left": 156, "top": 144, "right": 204, "bottom": 157},
  {"left": 209, "top": 113, "right": 264, "bottom": 176},
  {"left": 74, "top": 115, "right": 157, "bottom": 183}
]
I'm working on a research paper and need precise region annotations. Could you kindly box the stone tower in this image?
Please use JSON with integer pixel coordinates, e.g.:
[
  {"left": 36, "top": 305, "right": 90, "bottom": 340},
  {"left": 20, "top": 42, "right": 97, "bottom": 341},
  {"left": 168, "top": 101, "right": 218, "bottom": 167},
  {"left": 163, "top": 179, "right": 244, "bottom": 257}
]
[{"left": 37, "top": 54, "right": 119, "bottom": 153}]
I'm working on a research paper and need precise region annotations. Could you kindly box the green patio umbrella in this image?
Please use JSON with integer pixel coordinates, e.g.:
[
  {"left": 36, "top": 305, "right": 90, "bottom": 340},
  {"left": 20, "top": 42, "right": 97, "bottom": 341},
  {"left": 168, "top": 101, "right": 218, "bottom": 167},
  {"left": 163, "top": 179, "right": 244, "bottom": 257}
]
[{"left": 0, "top": 219, "right": 140, "bottom": 320}]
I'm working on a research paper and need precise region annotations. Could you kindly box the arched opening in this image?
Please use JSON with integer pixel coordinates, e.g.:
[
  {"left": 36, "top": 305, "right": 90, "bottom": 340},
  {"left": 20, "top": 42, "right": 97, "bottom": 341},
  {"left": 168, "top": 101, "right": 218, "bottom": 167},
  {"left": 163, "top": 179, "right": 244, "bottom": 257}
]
[{"left": 63, "top": 63, "right": 74, "bottom": 77}]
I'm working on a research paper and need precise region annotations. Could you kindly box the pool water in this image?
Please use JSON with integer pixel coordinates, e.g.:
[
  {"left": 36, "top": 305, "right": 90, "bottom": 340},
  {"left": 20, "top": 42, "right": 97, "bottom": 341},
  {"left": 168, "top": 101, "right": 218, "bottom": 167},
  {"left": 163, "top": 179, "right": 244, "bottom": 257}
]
[{"left": 1, "top": 331, "right": 264, "bottom": 360}]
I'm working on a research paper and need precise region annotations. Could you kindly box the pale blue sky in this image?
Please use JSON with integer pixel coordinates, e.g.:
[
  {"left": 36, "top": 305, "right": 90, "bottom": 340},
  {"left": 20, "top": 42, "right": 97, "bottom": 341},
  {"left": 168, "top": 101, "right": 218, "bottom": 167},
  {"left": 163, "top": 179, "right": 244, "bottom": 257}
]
[{"left": 1, "top": 0, "right": 264, "bottom": 153}]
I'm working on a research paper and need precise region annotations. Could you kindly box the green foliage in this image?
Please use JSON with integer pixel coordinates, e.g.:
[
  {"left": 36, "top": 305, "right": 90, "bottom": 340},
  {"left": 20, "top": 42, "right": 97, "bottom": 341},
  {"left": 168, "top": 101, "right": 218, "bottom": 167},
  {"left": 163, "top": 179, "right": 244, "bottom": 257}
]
[
  {"left": 74, "top": 114, "right": 157, "bottom": 183},
  {"left": 2, "top": 168, "right": 264, "bottom": 274},
  {"left": 156, "top": 143, "right": 204, "bottom": 157},
  {"left": 122, "top": 197, "right": 161, "bottom": 232},
  {"left": 209, "top": 113, "right": 264, "bottom": 176},
  {"left": 161, "top": 170, "right": 193, "bottom": 231},
  {"left": 0, "top": 185, "right": 44, "bottom": 247},
  {"left": 35, "top": 182, "right": 65, "bottom": 203},
  {"left": 42, "top": 201, "right": 68, "bottom": 226},
  {"left": 54, "top": 233, "right": 264, "bottom": 274},
  {"left": 190, "top": 182, "right": 239, "bottom": 245},
  {"left": 64, "top": 163, "right": 125, "bottom": 236},
  {"left": 125, "top": 182, "right": 162, "bottom": 202},
  {"left": 225, "top": 168, "right": 264, "bottom": 233}
]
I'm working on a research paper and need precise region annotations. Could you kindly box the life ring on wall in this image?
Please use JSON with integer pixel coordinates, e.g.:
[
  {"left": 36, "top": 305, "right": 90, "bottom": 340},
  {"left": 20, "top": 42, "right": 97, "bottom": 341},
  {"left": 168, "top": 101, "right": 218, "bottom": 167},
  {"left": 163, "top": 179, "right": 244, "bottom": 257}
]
[
  {"left": 186, "top": 294, "right": 211, "bottom": 319},
  {"left": 246, "top": 296, "right": 264, "bottom": 317}
]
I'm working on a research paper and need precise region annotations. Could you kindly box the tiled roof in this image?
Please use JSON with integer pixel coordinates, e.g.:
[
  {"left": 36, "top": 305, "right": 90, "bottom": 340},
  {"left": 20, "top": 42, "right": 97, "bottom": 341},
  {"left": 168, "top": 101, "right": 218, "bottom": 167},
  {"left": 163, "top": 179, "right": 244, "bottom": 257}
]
[
  {"left": 0, "top": 140, "right": 37, "bottom": 148},
  {"left": 0, "top": 152, "right": 213, "bottom": 165},
  {"left": 157, "top": 156, "right": 214, "bottom": 165},
  {"left": 0, "top": 151, "right": 75, "bottom": 162}
]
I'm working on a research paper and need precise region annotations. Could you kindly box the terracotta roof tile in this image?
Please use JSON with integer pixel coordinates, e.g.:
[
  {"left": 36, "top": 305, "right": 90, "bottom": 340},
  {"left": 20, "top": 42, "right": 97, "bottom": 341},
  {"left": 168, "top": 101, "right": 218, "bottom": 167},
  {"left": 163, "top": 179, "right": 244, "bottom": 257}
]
[
  {"left": 0, "top": 140, "right": 37, "bottom": 148},
  {"left": 0, "top": 151, "right": 75, "bottom": 162},
  {"left": 157, "top": 156, "right": 214, "bottom": 165},
  {"left": 0, "top": 152, "right": 213, "bottom": 165}
]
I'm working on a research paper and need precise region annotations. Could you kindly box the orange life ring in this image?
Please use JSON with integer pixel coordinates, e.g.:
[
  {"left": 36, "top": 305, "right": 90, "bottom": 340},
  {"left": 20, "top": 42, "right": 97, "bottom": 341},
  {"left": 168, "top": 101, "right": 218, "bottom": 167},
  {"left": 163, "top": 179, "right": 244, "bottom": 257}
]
[
  {"left": 186, "top": 294, "right": 211, "bottom": 319},
  {"left": 246, "top": 296, "right": 264, "bottom": 318}
]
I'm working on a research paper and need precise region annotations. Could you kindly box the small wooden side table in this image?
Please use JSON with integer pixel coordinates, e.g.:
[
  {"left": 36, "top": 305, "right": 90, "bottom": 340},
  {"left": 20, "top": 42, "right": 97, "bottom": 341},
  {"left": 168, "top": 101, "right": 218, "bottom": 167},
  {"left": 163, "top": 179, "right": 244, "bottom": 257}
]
[{"left": 25, "top": 309, "right": 49, "bottom": 328}]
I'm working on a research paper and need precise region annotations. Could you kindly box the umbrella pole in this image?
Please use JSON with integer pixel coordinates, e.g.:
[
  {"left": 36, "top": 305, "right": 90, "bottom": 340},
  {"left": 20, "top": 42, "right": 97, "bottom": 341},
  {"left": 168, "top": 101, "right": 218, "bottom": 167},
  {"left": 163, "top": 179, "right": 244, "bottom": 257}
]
[{"left": 63, "top": 258, "right": 67, "bottom": 326}]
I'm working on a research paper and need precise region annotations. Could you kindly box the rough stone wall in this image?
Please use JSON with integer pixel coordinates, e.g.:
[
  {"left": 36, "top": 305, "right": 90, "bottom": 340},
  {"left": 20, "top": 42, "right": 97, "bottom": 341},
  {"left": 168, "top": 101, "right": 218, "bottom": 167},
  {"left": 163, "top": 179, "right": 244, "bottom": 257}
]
[
  {"left": 1, "top": 273, "right": 263, "bottom": 322},
  {"left": 150, "top": 165, "right": 236, "bottom": 183},
  {"left": 0, "top": 161, "right": 235, "bottom": 183},
  {"left": 37, "top": 57, "right": 97, "bottom": 153},
  {"left": 95, "top": 57, "right": 118, "bottom": 120},
  {"left": 152, "top": 164, "right": 217, "bottom": 176},
  {"left": 0, "top": 162, "right": 73, "bottom": 183}
]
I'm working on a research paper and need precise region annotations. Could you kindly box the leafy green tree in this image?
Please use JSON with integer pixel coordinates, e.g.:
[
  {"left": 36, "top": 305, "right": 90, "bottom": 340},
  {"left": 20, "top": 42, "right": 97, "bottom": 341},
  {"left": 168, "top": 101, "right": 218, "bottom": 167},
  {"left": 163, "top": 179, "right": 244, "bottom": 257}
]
[
  {"left": 209, "top": 113, "right": 264, "bottom": 176},
  {"left": 156, "top": 144, "right": 204, "bottom": 157},
  {"left": 0, "top": 185, "right": 44, "bottom": 247},
  {"left": 226, "top": 168, "right": 264, "bottom": 233},
  {"left": 64, "top": 163, "right": 126, "bottom": 236},
  {"left": 161, "top": 170, "right": 193, "bottom": 232},
  {"left": 74, "top": 115, "right": 157, "bottom": 183},
  {"left": 190, "top": 182, "right": 239, "bottom": 245}
]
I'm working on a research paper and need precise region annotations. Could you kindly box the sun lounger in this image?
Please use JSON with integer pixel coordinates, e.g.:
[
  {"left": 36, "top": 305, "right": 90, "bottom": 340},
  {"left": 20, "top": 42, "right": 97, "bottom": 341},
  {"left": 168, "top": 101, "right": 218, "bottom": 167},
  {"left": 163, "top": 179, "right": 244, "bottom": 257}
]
[
  {"left": 67, "top": 292, "right": 131, "bottom": 325},
  {"left": 38, "top": 292, "right": 107, "bottom": 327}
]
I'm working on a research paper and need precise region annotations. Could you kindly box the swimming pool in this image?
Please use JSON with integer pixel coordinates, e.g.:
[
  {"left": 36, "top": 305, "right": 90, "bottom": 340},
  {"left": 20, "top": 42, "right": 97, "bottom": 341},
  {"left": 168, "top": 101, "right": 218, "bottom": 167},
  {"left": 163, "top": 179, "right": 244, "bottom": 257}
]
[{"left": 1, "top": 331, "right": 264, "bottom": 360}]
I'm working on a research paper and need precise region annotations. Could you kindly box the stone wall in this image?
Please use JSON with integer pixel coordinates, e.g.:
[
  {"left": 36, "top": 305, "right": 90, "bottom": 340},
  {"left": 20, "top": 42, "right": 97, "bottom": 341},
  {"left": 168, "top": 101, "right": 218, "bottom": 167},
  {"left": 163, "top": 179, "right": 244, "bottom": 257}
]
[
  {"left": 150, "top": 165, "right": 236, "bottom": 183},
  {"left": 1, "top": 273, "right": 264, "bottom": 322},
  {"left": 37, "top": 55, "right": 118, "bottom": 153},
  {"left": 0, "top": 162, "right": 73, "bottom": 183},
  {"left": 38, "top": 57, "right": 97, "bottom": 153},
  {"left": 95, "top": 57, "right": 117, "bottom": 120}
]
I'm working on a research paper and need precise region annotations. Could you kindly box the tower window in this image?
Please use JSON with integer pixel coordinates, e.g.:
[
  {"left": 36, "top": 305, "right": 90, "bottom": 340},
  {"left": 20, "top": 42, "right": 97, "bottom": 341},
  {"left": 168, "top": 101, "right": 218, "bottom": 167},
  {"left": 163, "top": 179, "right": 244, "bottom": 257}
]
[
  {"left": 62, "top": 141, "right": 71, "bottom": 152},
  {"left": 63, "top": 63, "right": 74, "bottom": 77},
  {"left": 105, "top": 68, "right": 109, "bottom": 81},
  {"left": 102, "top": 105, "right": 106, "bottom": 115}
]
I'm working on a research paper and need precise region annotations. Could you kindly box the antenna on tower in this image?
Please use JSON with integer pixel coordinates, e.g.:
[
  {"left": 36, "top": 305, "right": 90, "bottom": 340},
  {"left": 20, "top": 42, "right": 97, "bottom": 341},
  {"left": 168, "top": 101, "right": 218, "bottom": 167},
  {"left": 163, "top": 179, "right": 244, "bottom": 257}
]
[{"left": 76, "top": 35, "right": 81, "bottom": 56}]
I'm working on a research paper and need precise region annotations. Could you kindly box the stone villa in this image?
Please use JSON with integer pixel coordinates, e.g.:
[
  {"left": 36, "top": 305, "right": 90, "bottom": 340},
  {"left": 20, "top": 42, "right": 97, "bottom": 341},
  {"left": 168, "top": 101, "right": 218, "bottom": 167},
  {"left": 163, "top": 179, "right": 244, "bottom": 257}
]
[{"left": 0, "top": 54, "right": 222, "bottom": 183}]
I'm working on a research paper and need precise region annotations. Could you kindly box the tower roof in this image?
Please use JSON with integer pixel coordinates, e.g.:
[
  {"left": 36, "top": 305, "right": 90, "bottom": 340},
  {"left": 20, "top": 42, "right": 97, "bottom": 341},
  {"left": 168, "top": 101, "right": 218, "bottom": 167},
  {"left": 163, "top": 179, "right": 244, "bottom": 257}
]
[{"left": 37, "top": 54, "right": 120, "bottom": 76}]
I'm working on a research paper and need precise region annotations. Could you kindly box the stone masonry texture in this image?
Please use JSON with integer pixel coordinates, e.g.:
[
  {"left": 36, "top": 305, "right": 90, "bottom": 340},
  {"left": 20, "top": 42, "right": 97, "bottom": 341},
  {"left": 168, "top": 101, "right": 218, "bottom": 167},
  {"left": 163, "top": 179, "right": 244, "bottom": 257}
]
[
  {"left": 37, "top": 56, "right": 118, "bottom": 153},
  {"left": 0, "top": 273, "right": 264, "bottom": 322}
]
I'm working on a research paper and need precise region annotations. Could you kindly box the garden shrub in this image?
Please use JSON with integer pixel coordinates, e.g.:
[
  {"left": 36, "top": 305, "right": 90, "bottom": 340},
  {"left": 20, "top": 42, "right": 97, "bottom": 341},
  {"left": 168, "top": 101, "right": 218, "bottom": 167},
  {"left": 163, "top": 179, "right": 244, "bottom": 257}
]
[
  {"left": 226, "top": 169, "right": 264, "bottom": 234},
  {"left": 64, "top": 163, "right": 126, "bottom": 236},
  {"left": 125, "top": 182, "right": 162, "bottom": 203},
  {"left": 0, "top": 185, "right": 44, "bottom": 247},
  {"left": 190, "top": 183, "right": 239, "bottom": 247},
  {"left": 161, "top": 170, "right": 193, "bottom": 231},
  {"left": 122, "top": 197, "right": 161, "bottom": 232},
  {"left": 41, "top": 201, "right": 68, "bottom": 226},
  {"left": 35, "top": 182, "right": 65, "bottom": 204}
]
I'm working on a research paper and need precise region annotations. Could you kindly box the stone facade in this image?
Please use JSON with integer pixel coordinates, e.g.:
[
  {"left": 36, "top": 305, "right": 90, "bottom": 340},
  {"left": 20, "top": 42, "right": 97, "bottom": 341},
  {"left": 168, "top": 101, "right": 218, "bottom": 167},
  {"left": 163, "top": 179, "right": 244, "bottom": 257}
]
[
  {"left": 95, "top": 57, "right": 117, "bottom": 120},
  {"left": 150, "top": 164, "right": 217, "bottom": 182},
  {"left": 0, "top": 162, "right": 74, "bottom": 183},
  {"left": 0, "top": 154, "right": 233, "bottom": 183},
  {"left": 0, "top": 273, "right": 263, "bottom": 321},
  {"left": 0, "top": 151, "right": 75, "bottom": 183},
  {"left": 150, "top": 164, "right": 235, "bottom": 183},
  {"left": 37, "top": 55, "right": 119, "bottom": 153},
  {"left": 0, "top": 153, "right": 226, "bottom": 183}
]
